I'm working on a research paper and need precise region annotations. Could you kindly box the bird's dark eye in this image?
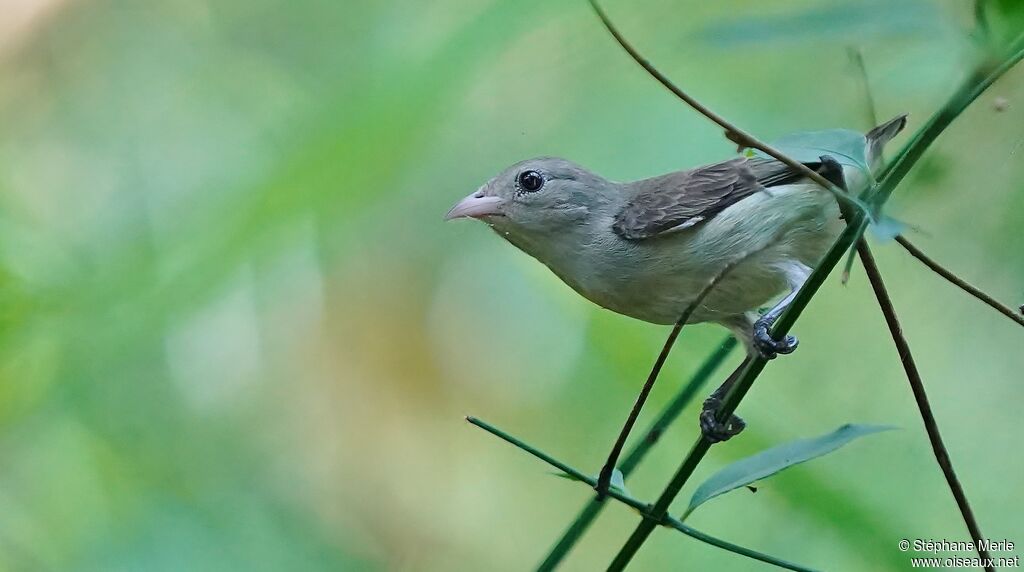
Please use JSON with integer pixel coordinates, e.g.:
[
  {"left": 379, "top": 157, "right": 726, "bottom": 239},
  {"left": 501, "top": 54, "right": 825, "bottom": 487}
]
[{"left": 516, "top": 170, "right": 545, "bottom": 192}]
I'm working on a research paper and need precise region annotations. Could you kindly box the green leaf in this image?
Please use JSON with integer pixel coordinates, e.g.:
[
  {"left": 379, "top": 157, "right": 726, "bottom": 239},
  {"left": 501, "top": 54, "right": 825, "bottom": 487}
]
[
  {"left": 609, "top": 468, "right": 627, "bottom": 494},
  {"left": 682, "top": 424, "right": 895, "bottom": 520},
  {"left": 756, "top": 128, "right": 880, "bottom": 220},
  {"left": 753, "top": 128, "right": 880, "bottom": 220},
  {"left": 759, "top": 129, "right": 871, "bottom": 175}
]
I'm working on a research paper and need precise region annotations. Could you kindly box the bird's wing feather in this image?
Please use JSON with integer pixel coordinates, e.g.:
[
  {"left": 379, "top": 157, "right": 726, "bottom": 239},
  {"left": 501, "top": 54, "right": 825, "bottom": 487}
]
[{"left": 612, "top": 156, "right": 811, "bottom": 241}]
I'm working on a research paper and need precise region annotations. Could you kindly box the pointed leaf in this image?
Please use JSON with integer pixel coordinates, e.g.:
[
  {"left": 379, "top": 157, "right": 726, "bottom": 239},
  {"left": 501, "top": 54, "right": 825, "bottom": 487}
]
[
  {"left": 609, "top": 468, "right": 627, "bottom": 494},
  {"left": 683, "top": 424, "right": 895, "bottom": 519},
  {"left": 759, "top": 129, "right": 871, "bottom": 174},
  {"left": 755, "top": 128, "right": 882, "bottom": 220}
]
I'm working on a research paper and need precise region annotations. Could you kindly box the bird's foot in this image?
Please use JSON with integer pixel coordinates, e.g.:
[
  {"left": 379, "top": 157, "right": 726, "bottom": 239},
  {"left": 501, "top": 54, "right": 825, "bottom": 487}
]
[
  {"left": 752, "top": 318, "right": 798, "bottom": 360},
  {"left": 699, "top": 396, "right": 746, "bottom": 443}
]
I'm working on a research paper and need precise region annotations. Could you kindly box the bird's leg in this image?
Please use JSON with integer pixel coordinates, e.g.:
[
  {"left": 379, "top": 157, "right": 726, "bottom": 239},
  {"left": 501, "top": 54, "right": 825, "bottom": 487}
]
[
  {"left": 752, "top": 154, "right": 845, "bottom": 358},
  {"left": 752, "top": 294, "right": 800, "bottom": 359},
  {"left": 700, "top": 257, "right": 813, "bottom": 441},
  {"left": 752, "top": 261, "right": 812, "bottom": 360},
  {"left": 699, "top": 358, "right": 749, "bottom": 443}
]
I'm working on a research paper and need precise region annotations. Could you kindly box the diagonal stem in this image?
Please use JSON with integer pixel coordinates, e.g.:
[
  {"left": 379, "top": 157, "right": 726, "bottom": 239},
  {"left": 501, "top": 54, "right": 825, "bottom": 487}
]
[
  {"left": 848, "top": 47, "right": 879, "bottom": 127},
  {"left": 894, "top": 235, "right": 1024, "bottom": 328},
  {"left": 595, "top": 323, "right": 682, "bottom": 496},
  {"left": 857, "top": 241, "right": 994, "bottom": 571},
  {"left": 537, "top": 337, "right": 736, "bottom": 570},
  {"left": 466, "top": 416, "right": 818, "bottom": 572},
  {"left": 617, "top": 338, "right": 737, "bottom": 476}
]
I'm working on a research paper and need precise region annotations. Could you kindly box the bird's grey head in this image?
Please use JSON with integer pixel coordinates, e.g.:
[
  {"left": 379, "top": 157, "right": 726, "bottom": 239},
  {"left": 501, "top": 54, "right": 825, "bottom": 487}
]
[{"left": 445, "top": 157, "right": 616, "bottom": 255}]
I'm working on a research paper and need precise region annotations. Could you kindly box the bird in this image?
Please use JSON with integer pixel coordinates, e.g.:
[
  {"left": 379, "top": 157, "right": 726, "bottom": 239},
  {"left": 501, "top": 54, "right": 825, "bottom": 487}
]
[{"left": 446, "top": 115, "right": 906, "bottom": 442}]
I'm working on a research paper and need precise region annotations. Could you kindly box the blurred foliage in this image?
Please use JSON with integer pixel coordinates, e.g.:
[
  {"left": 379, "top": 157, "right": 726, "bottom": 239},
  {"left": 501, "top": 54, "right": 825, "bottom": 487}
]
[{"left": 0, "top": 0, "right": 1021, "bottom": 570}]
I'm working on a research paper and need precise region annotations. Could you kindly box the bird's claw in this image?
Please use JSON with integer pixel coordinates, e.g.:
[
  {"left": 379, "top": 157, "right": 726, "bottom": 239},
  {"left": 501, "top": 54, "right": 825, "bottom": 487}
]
[
  {"left": 753, "top": 320, "right": 798, "bottom": 360},
  {"left": 699, "top": 397, "right": 746, "bottom": 443}
]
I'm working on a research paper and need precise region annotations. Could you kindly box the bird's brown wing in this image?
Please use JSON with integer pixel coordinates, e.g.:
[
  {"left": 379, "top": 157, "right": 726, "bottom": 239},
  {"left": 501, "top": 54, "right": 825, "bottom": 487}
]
[{"left": 612, "top": 156, "right": 813, "bottom": 241}]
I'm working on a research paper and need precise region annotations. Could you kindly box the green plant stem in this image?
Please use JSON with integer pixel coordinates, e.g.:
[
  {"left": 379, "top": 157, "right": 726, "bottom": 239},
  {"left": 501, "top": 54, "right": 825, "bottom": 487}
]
[
  {"left": 857, "top": 241, "right": 994, "bottom": 570},
  {"left": 617, "top": 340, "right": 737, "bottom": 477},
  {"left": 608, "top": 40, "right": 1024, "bottom": 571},
  {"left": 537, "top": 337, "right": 736, "bottom": 570},
  {"left": 848, "top": 47, "right": 879, "bottom": 127},
  {"left": 466, "top": 416, "right": 818, "bottom": 572},
  {"left": 894, "top": 235, "right": 1024, "bottom": 327}
]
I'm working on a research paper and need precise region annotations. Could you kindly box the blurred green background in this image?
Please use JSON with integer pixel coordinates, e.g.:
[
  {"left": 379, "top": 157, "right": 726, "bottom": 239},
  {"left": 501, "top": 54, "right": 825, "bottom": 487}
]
[{"left": 0, "top": 0, "right": 1021, "bottom": 570}]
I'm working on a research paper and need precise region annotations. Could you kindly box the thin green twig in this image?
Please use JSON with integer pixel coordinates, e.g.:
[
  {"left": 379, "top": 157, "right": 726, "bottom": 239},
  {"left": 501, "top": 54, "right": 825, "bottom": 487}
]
[
  {"left": 838, "top": 45, "right": 878, "bottom": 285},
  {"left": 537, "top": 337, "right": 736, "bottom": 570},
  {"left": 466, "top": 416, "right": 818, "bottom": 572},
  {"left": 848, "top": 47, "right": 879, "bottom": 127}
]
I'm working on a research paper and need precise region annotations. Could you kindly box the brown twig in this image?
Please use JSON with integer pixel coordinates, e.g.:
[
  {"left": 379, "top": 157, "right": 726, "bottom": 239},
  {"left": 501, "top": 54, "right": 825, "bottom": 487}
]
[
  {"left": 857, "top": 240, "right": 994, "bottom": 571},
  {"left": 596, "top": 324, "right": 683, "bottom": 497},
  {"left": 895, "top": 235, "right": 1024, "bottom": 327},
  {"left": 586, "top": 0, "right": 858, "bottom": 212}
]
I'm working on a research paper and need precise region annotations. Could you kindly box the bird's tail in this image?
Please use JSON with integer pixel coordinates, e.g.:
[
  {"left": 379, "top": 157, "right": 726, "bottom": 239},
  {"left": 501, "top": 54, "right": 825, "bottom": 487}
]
[{"left": 866, "top": 114, "right": 908, "bottom": 169}]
